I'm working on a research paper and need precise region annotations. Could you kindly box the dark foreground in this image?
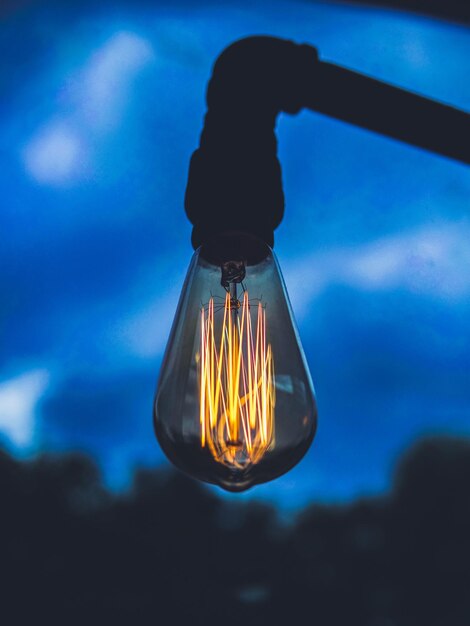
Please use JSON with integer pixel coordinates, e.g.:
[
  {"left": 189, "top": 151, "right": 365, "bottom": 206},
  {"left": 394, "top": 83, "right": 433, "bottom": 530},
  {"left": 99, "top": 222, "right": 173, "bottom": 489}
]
[{"left": 1, "top": 436, "right": 469, "bottom": 625}]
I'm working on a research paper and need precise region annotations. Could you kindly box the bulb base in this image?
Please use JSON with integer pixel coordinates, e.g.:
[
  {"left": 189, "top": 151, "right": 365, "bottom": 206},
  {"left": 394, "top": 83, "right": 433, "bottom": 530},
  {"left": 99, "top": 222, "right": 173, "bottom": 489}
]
[{"left": 199, "top": 231, "right": 270, "bottom": 267}]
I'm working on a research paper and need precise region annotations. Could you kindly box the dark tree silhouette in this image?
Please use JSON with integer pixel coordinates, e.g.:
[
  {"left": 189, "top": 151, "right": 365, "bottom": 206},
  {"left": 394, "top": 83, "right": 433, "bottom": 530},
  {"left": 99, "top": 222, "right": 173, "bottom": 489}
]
[{"left": 1, "top": 436, "right": 470, "bottom": 625}]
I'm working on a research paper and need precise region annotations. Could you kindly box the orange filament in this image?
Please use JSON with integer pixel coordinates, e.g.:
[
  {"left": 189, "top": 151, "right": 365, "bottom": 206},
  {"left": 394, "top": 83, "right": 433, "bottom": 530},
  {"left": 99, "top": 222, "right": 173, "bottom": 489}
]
[{"left": 198, "top": 291, "right": 275, "bottom": 469}]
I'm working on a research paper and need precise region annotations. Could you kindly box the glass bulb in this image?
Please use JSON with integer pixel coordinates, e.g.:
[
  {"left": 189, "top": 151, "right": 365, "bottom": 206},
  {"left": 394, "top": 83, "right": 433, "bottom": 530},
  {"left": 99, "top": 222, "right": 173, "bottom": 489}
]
[{"left": 154, "top": 232, "right": 317, "bottom": 492}]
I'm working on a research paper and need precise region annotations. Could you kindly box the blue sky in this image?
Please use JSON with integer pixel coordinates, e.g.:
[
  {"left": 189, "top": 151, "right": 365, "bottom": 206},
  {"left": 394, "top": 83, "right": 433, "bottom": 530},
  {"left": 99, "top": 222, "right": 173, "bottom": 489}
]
[{"left": 1, "top": 0, "right": 469, "bottom": 509}]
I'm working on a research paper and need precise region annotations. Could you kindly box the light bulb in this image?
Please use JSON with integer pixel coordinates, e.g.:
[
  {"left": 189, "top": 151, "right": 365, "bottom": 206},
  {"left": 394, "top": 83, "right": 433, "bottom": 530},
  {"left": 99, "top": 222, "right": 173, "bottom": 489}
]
[{"left": 154, "top": 232, "right": 317, "bottom": 492}]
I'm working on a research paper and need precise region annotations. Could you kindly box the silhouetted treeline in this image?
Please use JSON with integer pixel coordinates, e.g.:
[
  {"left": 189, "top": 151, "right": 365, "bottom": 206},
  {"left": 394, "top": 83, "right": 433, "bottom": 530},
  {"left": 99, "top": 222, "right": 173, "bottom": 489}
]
[{"left": 1, "top": 437, "right": 470, "bottom": 625}]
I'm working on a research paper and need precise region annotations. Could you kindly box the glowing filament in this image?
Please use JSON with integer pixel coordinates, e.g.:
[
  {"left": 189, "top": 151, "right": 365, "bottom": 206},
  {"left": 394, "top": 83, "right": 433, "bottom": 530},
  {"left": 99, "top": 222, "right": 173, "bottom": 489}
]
[{"left": 198, "top": 291, "right": 275, "bottom": 469}]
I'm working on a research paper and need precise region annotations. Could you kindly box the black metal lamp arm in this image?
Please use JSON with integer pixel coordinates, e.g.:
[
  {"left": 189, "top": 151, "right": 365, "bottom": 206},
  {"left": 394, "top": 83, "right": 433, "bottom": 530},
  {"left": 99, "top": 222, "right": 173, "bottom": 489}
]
[{"left": 185, "top": 36, "right": 470, "bottom": 249}]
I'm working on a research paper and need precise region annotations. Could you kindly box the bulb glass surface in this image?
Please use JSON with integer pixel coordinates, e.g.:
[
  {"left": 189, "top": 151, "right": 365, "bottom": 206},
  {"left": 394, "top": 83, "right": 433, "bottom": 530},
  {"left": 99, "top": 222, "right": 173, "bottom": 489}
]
[{"left": 154, "top": 233, "right": 317, "bottom": 491}]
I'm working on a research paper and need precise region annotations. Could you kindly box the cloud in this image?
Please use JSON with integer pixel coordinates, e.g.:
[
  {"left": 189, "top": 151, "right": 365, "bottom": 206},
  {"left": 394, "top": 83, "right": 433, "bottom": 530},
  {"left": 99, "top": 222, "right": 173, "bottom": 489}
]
[
  {"left": 23, "top": 121, "right": 84, "bottom": 185},
  {"left": 21, "top": 30, "right": 155, "bottom": 186},
  {"left": 283, "top": 221, "right": 470, "bottom": 321},
  {"left": 110, "top": 280, "right": 183, "bottom": 360},
  {"left": 0, "top": 369, "right": 50, "bottom": 449},
  {"left": 78, "top": 30, "right": 155, "bottom": 132}
]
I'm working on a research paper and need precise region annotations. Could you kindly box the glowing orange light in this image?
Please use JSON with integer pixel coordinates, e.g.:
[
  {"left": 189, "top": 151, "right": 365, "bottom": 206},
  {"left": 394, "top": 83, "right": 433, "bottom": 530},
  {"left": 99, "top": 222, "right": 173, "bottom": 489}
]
[{"left": 198, "top": 291, "right": 275, "bottom": 469}]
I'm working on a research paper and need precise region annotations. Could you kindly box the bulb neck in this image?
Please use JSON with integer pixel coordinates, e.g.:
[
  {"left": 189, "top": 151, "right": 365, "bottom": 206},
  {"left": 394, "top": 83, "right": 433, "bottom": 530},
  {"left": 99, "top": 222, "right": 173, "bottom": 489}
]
[
  {"left": 191, "top": 222, "right": 276, "bottom": 251},
  {"left": 198, "top": 231, "right": 271, "bottom": 267}
]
